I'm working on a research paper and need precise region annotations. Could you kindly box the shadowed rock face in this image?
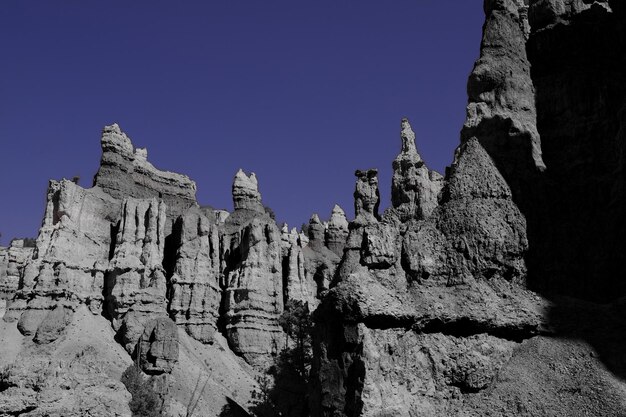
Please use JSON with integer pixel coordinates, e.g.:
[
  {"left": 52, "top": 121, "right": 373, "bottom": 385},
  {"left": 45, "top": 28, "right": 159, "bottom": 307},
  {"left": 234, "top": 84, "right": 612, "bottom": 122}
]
[
  {"left": 523, "top": 0, "right": 626, "bottom": 300},
  {"left": 3, "top": 2, "right": 626, "bottom": 416}
]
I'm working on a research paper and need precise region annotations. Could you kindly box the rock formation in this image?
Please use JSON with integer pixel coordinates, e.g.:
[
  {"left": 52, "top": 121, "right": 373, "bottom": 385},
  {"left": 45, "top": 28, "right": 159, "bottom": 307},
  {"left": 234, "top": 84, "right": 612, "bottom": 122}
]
[
  {"left": 167, "top": 206, "right": 222, "bottom": 343},
  {"left": 93, "top": 123, "right": 197, "bottom": 232},
  {"left": 0, "top": 239, "right": 34, "bottom": 301},
  {"left": 220, "top": 170, "right": 284, "bottom": 367},
  {"left": 3, "top": 1, "right": 626, "bottom": 415},
  {"left": 391, "top": 118, "right": 443, "bottom": 221},
  {"left": 325, "top": 205, "right": 349, "bottom": 257}
]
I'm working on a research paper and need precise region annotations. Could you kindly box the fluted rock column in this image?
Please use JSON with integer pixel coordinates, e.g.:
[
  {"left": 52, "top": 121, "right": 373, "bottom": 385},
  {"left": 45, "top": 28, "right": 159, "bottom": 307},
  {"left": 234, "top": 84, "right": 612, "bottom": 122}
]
[
  {"left": 221, "top": 170, "right": 284, "bottom": 368},
  {"left": 105, "top": 197, "right": 170, "bottom": 352},
  {"left": 168, "top": 207, "right": 221, "bottom": 343}
]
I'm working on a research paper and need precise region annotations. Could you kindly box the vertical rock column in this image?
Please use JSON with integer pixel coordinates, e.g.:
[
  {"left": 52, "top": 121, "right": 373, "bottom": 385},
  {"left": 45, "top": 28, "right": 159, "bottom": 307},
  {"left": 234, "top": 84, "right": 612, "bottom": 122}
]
[
  {"left": 105, "top": 197, "right": 169, "bottom": 352},
  {"left": 391, "top": 118, "right": 443, "bottom": 221},
  {"left": 221, "top": 170, "right": 284, "bottom": 368},
  {"left": 168, "top": 207, "right": 222, "bottom": 343},
  {"left": 462, "top": 0, "right": 546, "bottom": 190}
]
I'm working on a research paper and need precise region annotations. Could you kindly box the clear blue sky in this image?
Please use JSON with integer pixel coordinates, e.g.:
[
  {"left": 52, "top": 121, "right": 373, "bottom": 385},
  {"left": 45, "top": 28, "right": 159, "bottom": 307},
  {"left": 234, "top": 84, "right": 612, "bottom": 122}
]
[{"left": 0, "top": 1, "right": 483, "bottom": 244}]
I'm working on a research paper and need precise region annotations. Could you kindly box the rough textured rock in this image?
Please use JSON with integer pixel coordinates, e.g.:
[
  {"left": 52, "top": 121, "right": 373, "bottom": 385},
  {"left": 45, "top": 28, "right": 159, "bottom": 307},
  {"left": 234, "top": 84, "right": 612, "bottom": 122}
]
[
  {"left": 353, "top": 169, "right": 380, "bottom": 225},
  {"left": 104, "top": 197, "right": 169, "bottom": 352},
  {"left": 138, "top": 317, "right": 179, "bottom": 374},
  {"left": 168, "top": 206, "right": 221, "bottom": 343},
  {"left": 7, "top": 180, "right": 120, "bottom": 332},
  {"left": 0, "top": 240, "right": 34, "bottom": 300},
  {"left": 220, "top": 170, "right": 284, "bottom": 368},
  {"left": 325, "top": 205, "right": 349, "bottom": 257},
  {"left": 523, "top": 0, "right": 626, "bottom": 300},
  {"left": 391, "top": 118, "right": 444, "bottom": 221},
  {"left": 33, "top": 305, "right": 74, "bottom": 344},
  {"left": 232, "top": 169, "right": 265, "bottom": 213},
  {"left": 409, "top": 138, "right": 528, "bottom": 285},
  {"left": 311, "top": 131, "right": 539, "bottom": 416},
  {"left": 93, "top": 123, "right": 197, "bottom": 232},
  {"left": 461, "top": 0, "right": 546, "bottom": 188}
]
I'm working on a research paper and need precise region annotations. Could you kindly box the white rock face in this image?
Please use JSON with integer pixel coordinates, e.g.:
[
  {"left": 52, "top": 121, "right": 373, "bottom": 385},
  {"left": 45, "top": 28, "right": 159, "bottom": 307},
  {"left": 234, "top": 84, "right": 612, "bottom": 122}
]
[
  {"left": 8, "top": 180, "right": 120, "bottom": 333},
  {"left": 0, "top": 240, "right": 35, "bottom": 300},
  {"left": 168, "top": 207, "right": 221, "bottom": 343},
  {"left": 105, "top": 197, "right": 169, "bottom": 351},
  {"left": 232, "top": 169, "right": 265, "bottom": 213}
]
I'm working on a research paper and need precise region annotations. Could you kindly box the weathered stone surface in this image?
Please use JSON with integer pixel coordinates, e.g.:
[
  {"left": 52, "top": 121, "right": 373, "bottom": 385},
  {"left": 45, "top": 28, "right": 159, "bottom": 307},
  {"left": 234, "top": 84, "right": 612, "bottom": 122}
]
[
  {"left": 462, "top": 0, "right": 546, "bottom": 188},
  {"left": 311, "top": 124, "right": 537, "bottom": 417},
  {"left": 104, "top": 197, "right": 168, "bottom": 352},
  {"left": 325, "top": 204, "right": 349, "bottom": 257},
  {"left": 33, "top": 305, "right": 74, "bottom": 344},
  {"left": 8, "top": 180, "right": 119, "bottom": 329},
  {"left": 361, "top": 223, "right": 396, "bottom": 269},
  {"left": 168, "top": 207, "right": 221, "bottom": 343},
  {"left": 232, "top": 169, "right": 265, "bottom": 213},
  {"left": 0, "top": 240, "right": 34, "bottom": 300},
  {"left": 353, "top": 169, "right": 380, "bottom": 225},
  {"left": 391, "top": 118, "right": 443, "bottom": 221},
  {"left": 221, "top": 172, "right": 284, "bottom": 368},
  {"left": 138, "top": 317, "right": 179, "bottom": 374},
  {"left": 93, "top": 123, "right": 197, "bottom": 232}
]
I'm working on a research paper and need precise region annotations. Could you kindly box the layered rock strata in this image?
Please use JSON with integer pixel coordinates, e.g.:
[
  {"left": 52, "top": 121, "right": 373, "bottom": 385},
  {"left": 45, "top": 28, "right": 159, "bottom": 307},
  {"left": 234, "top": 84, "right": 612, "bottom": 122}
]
[
  {"left": 310, "top": 122, "right": 543, "bottom": 416},
  {"left": 219, "top": 170, "right": 284, "bottom": 367},
  {"left": 93, "top": 123, "right": 197, "bottom": 232},
  {"left": 0, "top": 239, "right": 35, "bottom": 300},
  {"left": 167, "top": 206, "right": 222, "bottom": 343}
]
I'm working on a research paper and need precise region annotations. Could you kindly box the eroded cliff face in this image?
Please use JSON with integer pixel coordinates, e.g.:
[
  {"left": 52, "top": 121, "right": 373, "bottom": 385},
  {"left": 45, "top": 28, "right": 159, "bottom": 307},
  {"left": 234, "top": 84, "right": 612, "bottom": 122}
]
[
  {"left": 0, "top": 124, "right": 348, "bottom": 416},
  {"left": 2, "top": 1, "right": 626, "bottom": 415},
  {"left": 309, "top": 1, "right": 626, "bottom": 416}
]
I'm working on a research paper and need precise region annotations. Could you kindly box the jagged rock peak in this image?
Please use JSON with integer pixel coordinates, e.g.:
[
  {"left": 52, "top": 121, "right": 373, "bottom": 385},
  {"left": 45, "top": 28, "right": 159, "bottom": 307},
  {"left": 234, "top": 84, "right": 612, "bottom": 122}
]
[
  {"left": 354, "top": 169, "right": 380, "bottom": 224},
  {"left": 399, "top": 118, "right": 420, "bottom": 157},
  {"left": 328, "top": 204, "right": 348, "bottom": 230},
  {"left": 94, "top": 123, "right": 197, "bottom": 233},
  {"left": 391, "top": 118, "right": 442, "bottom": 221},
  {"left": 232, "top": 169, "right": 264, "bottom": 212},
  {"left": 308, "top": 213, "right": 325, "bottom": 243},
  {"left": 101, "top": 123, "right": 133, "bottom": 155}
]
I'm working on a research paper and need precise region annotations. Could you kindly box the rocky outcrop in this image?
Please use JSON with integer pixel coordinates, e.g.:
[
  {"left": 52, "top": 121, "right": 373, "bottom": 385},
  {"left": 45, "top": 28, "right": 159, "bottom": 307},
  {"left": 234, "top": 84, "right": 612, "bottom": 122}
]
[
  {"left": 353, "top": 169, "right": 380, "bottom": 225},
  {"left": 461, "top": 0, "right": 545, "bottom": 207},
  {"left": 104, "top": 197, "right": 169, "bottom": 352},
  {"left": 522, "top": 0, "right": 626, "bottom": 300},
  {"left": 138, "top": 317, "right": 179, "bottom": 374},
  {"left": 168, "top": 207, "right": 222, "bottom": 343},
  {"left": 7, "top": 180, "right": 120, "bottom": 334},
  {"left": 403, "top": 138, "right": 528, "bottom": 285},
  {"left": 93, "top": 124, "right": 197, "bottom": 232},
  {"left": 325, "top": 205, "right": 349, "bottom": 257},
  {"left": 232, "top": 169, "right": 265, "bottom": 213},
  {"left": 310, "top": 128, "right": 542, "bottom": 416},
  {"left": 391, "top": 118, "right": 443, "bottom": 222},
  {"left": 0, "top": 240, "right": 34, "bottom": 300},
  {"left": 220, "top": 170, "right": 284, "bottom": 368}
]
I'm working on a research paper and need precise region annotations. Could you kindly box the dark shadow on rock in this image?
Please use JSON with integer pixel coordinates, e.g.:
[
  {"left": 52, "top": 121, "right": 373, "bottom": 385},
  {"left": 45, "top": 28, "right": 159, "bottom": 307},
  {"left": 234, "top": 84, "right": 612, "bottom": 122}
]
[{"left": 218, "top": 397, "right": 252, "bottom": 417}]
